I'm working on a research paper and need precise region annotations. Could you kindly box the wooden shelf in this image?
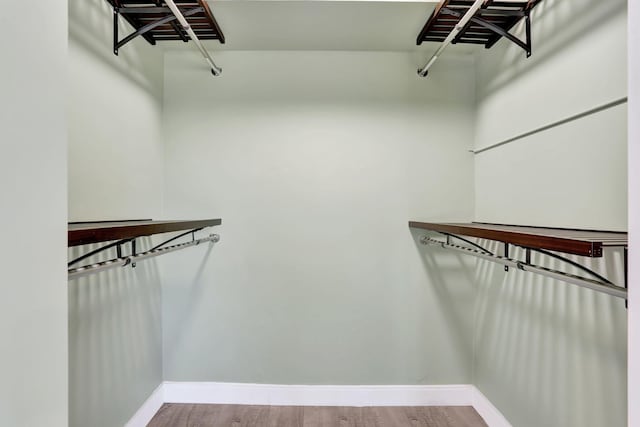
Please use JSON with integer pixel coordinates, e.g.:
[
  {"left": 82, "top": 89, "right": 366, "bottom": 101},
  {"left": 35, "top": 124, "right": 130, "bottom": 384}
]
[
  {"left": 68, "top": 219, "right": 222, "bottom": 247},
  {"left": 408, "top": 222, "right": 627, "bottom": 257},
  {"left": 416, "top": 0, "right": 541, "bottom": 53},
  {"left": 107, "top": 0, "right": 225, "bottom": 45}
]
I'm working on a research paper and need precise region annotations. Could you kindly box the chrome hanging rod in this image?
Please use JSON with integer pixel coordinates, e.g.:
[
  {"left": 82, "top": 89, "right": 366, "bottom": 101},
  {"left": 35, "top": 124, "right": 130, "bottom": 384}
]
[
  {"left": 471, "top": 97, "right": 628, "bottom": 154},
  {"left": 420, "top": 236, "right": 627, "bottom": 299},
  {"left": 417, "top": 0, "right": 485, "bottom": 77},
  {"left": 68, "top": 233, "right": 220, "bottom": 280},
  {"left": 165, "top": 0, "right": 222, "bottom": 76}
]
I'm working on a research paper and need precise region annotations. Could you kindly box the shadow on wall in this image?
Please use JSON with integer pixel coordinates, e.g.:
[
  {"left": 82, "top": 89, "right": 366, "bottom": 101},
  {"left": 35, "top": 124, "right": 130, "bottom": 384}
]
[
  {"left": 410, "top": 229, "right": 477, "bottom": 363},
  {"left": 162, "top": 243, "right": 214, "bottom": 362},
  {"left": 68, "top": 0, "right": 163, "bottom": 97},
  {"left": 479, "top": 0, "right": 627, "bottom": 97},
  {"left": 472, "top": 241, "right": 627, "bottom": 427},
  {"left": 68, "top": 237, "right": 162, "bottom": 427}
]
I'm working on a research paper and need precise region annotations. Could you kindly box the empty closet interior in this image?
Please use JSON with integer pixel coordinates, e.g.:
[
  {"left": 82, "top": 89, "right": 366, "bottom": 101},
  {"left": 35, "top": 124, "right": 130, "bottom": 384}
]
[{"left": 63, "top": 0, "right": 629, "bottom": 426}]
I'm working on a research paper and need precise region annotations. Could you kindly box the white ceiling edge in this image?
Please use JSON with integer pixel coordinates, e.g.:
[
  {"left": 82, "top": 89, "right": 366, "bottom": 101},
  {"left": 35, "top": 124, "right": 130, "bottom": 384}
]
[
  {"left": 209, "top": 0, "right": 440, "bottom": 2},
  {"left": 160, "top": 40, "right": 482, "bottom": 55},
  {"left": 162, "top": 0, "right": 473, "bottom": 52}
]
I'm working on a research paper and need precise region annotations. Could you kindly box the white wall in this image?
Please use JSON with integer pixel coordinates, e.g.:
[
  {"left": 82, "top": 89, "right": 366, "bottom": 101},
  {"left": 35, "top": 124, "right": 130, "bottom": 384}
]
[
  {"left": 474, "top": 102, "right": 627, "bottom": 229},
  {"left": 160, "top": 50, "right": 477, "bottom": 385},
  {"left": 472, "top": 1, "right": 629, "bottom": 426},
  {"left": 475, "top": 1, "right": 627, "bottom": 150},
  {"left": 67, "top": 1, "right": 166, "bottom": 426},
  {"left": 473, "top": 245, "right": 627, "bottom": 427},
  {"left": 68, "top": 0, "right": 165, "bottom": 221},
  {"left": 628, "top": 0, "right": 639, "bottom": 424},
  {"left": 0, "top": 3, "right": 68, "bottom": 427},
  {"left": 474, "top": 0, "right": 627, "bottom": 230}
]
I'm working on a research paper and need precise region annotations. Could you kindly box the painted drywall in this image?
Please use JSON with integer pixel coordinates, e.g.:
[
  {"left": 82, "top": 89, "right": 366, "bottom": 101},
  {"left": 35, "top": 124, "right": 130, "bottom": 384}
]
[
  {"left": 474, "top": 0, "right": 628, "bottom": 231},
  {"left": 207, "top": 0, "right": 435, "bottom": 51},
  {"left": 67, "top": 1, "right": 165, "bottom": 426},
  {"left": 68, "top": 0, "right": 165, "bottom": 222},
  {"left": 68, "top": 244, "right": 163, "bottom": 427},
  {"left": 472, "top": 245, "right": 627, "bottom": 427},
  {"left": 0, "top": 3, "right": 68, "bottom": 427},
  {"left": 475, "top": 102, "right": 627, "bottom": 230},
  {"left": 628, "top": 0, "right": 639, "bottom": 424},
  {"left": 472, "top": 1, "right": 629, "bottom": 426},
  {"left": 160, "top": 50, "right": 477, "bottom": 385}
]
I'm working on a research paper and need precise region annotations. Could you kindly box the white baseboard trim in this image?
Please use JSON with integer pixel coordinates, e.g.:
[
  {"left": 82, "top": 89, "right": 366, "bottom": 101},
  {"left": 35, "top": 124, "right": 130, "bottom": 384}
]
[
  {"left": 163, "top": 382, "right": 473, "bottom": 407},
  {"left": 472, "top": 386, "right": 512, "bottom": 427},
  {"left": 125, "top": 382, "right": 510, "bottom": 427},
  {"left": 124, "top": 384, "right": 164, "bottom": 427}
]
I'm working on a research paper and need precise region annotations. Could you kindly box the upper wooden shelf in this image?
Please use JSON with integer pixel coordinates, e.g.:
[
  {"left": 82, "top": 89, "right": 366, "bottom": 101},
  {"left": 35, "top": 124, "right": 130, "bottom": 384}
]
[
  {"left": 107, "top": 0, "right": 225, "bottom": 44},
  {"left": 68, "top": 219, "right": 222, "bottom": 247},
  {"left": 417, "top": 0, "right": 541, "bottom": 47},
  {"left": 408, "top": 222, "right": 627, "bottom": 257}
]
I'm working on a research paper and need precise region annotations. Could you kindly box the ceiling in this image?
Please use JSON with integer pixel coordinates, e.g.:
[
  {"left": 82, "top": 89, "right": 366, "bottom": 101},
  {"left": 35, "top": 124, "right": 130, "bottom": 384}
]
[{"left": 160, "top": 0, "right": 480, "bottom": 53}]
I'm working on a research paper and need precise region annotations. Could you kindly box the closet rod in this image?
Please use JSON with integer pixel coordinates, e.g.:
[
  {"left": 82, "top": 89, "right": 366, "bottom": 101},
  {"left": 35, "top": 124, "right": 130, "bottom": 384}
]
[
  {"left": 165, "top": 0, "right": 222, "bottom": 76},
  {"left": 417, "top": 0, "right": 485, "bottom": 77},
  {"left": 471, "top": 97, "right": 628, "bottom": 154},
  {"left": 420, "top": 236, "right": 627, "bottom": 299},
  {"left": 68, "top": 233, "right": 220, "bottom": 280}
]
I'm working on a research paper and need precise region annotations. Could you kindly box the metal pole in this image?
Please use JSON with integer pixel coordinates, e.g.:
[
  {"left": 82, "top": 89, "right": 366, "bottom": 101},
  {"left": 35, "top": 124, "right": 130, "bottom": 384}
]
[
  {"left": 68, "top": 234, "right": 220, "bottom": 280},
  {"left": 417, "top": 0, "right": 485, "bottom": 77},
  {"left": 165, "top": 0, "right": 222, "bottom": 76},
  {"left": 420, "top": 236, "right": 627, "bottom": 299}
]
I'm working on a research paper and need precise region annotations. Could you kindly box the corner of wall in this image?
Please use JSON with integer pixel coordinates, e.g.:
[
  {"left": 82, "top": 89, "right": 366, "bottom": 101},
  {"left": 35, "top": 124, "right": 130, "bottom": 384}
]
[
  {"left": 67, "top": 2, "right": 167, "bottom": 427},
  {"left": 627, "top": 1, "right": 639, "bottom": 425}
]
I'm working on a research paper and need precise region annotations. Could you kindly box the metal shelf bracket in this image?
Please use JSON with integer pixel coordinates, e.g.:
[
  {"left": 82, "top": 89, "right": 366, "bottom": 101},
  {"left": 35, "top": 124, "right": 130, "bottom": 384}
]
[
  {"left": 420, "top": 235, "right": 628, "bottom": 302},
  {"left": 113, "top": 6, "right": 203, "bottom": 55},
  {"left": 68, "top": 228, "right": 220, "bottom": 280},
  {"left": 443, "top": 7, "right": 533, "bottom": 57},
  {"left": 417, "top": 0, "right": 541, "bottom": 77}
]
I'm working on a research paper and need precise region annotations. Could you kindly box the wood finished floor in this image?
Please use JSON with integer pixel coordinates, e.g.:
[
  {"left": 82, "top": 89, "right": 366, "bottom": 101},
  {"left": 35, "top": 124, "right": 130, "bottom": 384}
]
[{"left": 147, "top": 404, "right": 488, "bottom": 427}]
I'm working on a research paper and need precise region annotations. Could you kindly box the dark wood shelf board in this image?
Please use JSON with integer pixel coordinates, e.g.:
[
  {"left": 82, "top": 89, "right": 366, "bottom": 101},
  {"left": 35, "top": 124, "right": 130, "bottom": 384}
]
[
  {"left": 69, "top": 219, "right": 222, "bottom": 247},
  {"left": 417, "top": 0, "right": 541, "bottom": 48},
  {"left": 408, "top": 222, "right": 627, "bottom": 257},
  {"left": 106, "top": 0, "right": 225, "bottom": 44}
]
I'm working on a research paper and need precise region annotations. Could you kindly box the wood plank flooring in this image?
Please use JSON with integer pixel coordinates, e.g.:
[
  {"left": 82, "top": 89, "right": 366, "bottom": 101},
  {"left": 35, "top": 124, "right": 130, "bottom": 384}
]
[{"left": 147, "top": 404, "right": 488, "bottom": 427}]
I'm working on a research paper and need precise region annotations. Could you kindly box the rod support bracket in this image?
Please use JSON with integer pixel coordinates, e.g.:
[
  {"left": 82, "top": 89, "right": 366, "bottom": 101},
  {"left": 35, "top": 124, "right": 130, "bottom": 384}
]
[
  {"left": 68, "top": 230, "right": 221, "bottom": 280},
  {"left": 504, "top": 243, "right": 510, "bottom": 272},
  {"left": 113, "top": 8, "right": 119, "bottom": 56},
  {"left": 416, "top": 234, "right": 627, "bottom": 300},
  {"left": 624, "top": 247, "right": 628, "bottom": 309}
]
